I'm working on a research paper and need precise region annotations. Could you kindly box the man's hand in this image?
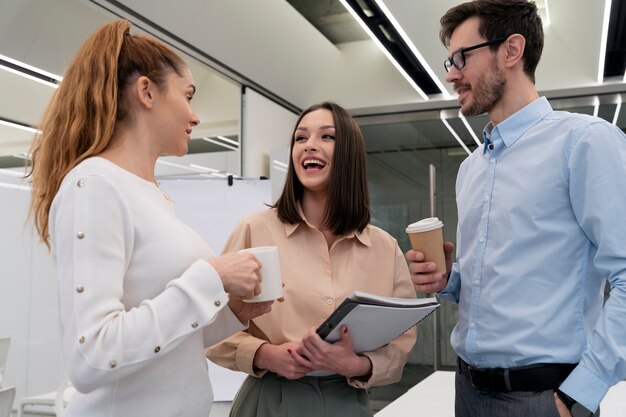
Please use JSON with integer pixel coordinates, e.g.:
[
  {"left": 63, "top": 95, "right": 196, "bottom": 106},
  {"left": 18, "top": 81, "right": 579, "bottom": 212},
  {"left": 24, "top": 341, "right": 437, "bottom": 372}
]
[{"left": 406, "top": 241, "right": 455, "bottom": 294}]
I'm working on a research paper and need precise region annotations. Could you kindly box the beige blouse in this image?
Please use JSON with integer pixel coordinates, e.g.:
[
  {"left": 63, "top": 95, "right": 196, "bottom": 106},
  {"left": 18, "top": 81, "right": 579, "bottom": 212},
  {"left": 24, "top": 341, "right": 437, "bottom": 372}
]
[{"left": 206, "top": 208, "right": 417, "bottom": 389}]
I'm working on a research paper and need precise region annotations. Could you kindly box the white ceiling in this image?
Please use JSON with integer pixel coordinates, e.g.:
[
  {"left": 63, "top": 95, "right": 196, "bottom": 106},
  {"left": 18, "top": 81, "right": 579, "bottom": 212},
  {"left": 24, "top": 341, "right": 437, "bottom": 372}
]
[{"left": 0, "top": 0, "right": 624, "bottom": 166}]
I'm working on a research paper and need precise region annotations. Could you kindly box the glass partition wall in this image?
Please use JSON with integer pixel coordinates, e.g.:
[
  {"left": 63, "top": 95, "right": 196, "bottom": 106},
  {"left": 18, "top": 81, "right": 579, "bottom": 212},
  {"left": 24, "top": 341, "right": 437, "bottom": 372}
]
[{"left": 362, "top": 92, "right": 626, "bottom": 409}]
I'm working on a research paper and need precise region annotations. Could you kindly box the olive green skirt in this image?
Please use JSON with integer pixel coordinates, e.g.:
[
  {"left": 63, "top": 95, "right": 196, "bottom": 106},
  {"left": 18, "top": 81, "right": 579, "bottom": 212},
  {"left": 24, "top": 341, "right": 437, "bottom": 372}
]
[{"left": 229, "top": 373, "right": 372, "bottom": 417}]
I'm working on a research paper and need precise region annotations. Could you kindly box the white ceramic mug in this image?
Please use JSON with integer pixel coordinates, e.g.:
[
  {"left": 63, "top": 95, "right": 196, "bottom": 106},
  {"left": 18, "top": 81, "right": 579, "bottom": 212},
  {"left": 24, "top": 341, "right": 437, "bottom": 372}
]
[{"left": 238, "top": 246, "right": 283, "bottom": 302}]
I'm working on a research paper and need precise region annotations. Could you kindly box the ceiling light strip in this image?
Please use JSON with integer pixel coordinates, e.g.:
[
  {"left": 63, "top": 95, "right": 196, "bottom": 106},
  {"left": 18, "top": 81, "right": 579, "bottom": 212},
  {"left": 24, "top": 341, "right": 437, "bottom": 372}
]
[
  {"left": 0, "top": 118, "right": 39, "bottom": 134},
  {"left": 543, "top": 0, "right": 551, "bottom": 26},
  {"left": 0, "top": 54, "right": 61, "bottom": 89},
  {"left": 598, "top": 0, "right": 612, "bottom": 85},
  {"left": 373, "top": 0, "right": 450, "bottom": 98},
  {"left": 458, "top": 113, "right": 482, "bottom": 146},
  {"left": 441, "top": 118, "right": 471, "bottom": 155},
  {"left": 612, "top": 99, "right": 622, "bottom": 125},
  {"left": 216, "top": 136, "right": 240, "bottom": 147},
  {"left": 339, "top": 0, "right": 429, "bottom": 101},
  {"left": 202, "top": 137, "right": 238, "bottom": 151}
]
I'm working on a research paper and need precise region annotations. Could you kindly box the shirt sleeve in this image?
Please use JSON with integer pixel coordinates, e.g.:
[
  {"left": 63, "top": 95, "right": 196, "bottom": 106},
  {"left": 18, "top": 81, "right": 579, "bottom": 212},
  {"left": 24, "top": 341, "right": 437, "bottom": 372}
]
[
  {"left": 559, "top": 121, "right": 626, "bottom": 411},
  {"left": 205, "top": 217, "right": 269, "bottom": 377},
  {"left": 347, "top": 243, "right": 417, "bottom": 389},
  {"left": 438, "top": 263, "right": 461, "bottom": 303},
  {"left": 51, "top": 174, "right": 242, "bottom": 393}
]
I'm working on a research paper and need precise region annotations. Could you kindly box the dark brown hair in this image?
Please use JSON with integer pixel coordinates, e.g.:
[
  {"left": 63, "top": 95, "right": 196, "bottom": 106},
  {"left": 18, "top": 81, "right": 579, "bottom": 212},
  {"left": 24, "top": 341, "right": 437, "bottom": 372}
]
[
  {"left": 440, "top": 0, "right": 544, "bottom": 83},
  {"left": 28, "top": 20, "right": 187, "bottom": 247},
  {"left": 273, "top": 102, "right": 370, "bottom": 235}
]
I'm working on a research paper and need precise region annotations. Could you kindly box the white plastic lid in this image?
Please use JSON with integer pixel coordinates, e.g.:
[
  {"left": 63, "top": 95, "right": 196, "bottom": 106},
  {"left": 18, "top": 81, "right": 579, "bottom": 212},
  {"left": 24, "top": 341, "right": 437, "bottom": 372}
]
[{"left": 406, "top": 217, "right": 443, "bottom": 233}]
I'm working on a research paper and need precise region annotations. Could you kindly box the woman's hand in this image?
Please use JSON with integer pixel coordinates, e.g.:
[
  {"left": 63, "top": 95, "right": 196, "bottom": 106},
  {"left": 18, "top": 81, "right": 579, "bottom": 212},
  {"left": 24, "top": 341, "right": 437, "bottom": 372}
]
[
  {"left": 253, "top": 341, "right": 314, "bottom": 380},
  {"left": 209, "top": 252, "right": 261, "bottom": 299},
  {"left": 294, "top": 326, "right": 372, "bottom": 379},
  {"left": 228, "top": 298, "right": 274, "bottom": 323}
]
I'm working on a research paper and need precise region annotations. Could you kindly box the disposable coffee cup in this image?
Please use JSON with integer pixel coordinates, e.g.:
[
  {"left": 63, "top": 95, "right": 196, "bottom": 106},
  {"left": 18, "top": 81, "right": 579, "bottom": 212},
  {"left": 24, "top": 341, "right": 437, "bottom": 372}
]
[
  {"left": 406, "top": 217, "right": 446, "bottom": 275},
  {"left": 238, "top": 246, "right": 283, "bottom": 302}
]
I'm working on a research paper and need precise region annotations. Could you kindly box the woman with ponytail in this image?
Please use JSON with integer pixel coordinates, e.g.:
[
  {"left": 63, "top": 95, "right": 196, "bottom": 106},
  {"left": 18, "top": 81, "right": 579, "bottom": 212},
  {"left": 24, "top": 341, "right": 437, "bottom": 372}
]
[{"left": 27, "top": 20, "right": 273, "bottom": 417}]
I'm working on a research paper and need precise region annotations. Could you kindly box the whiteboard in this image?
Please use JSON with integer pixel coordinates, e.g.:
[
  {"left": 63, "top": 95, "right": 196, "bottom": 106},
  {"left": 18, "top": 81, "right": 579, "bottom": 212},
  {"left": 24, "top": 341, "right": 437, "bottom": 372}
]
[
  {"left": 160, "top": 178, "right": 273, "bottom": 253},
  {"left": 159, "top": 178, "right": 272, "bottom": 401}
]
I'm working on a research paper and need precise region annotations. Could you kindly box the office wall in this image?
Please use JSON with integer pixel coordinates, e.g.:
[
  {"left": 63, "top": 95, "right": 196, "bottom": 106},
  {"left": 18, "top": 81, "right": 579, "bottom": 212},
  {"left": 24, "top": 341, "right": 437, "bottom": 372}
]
[
  {"left": 0, "top": 183, "right": 63, "bottom": 400},
  {"left": 241, "top": 88, "right": 297, "bottom": 178}
]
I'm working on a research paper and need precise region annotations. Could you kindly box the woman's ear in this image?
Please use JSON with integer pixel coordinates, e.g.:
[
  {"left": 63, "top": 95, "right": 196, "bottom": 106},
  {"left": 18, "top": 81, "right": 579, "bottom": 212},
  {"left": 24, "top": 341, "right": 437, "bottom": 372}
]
[
  {"left": 502, "top": 33, "right": 526, "bottom": 69},
  {"left": 134, "top": 75, "right": 155, "bottom": 110}
]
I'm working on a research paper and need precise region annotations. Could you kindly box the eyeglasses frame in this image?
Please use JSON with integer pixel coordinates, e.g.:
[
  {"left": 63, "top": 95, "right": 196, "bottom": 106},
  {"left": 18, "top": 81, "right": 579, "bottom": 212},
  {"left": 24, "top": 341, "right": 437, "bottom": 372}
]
[{"left": 444, "top": 37, "right": 508, "bottom": 73}]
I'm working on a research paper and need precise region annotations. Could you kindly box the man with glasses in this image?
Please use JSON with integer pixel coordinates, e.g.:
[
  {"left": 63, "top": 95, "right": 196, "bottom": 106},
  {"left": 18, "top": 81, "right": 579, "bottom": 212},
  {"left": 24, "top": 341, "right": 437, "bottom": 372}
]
[{"left": 406, "top": 1, "right": 626, "bottom": 416}]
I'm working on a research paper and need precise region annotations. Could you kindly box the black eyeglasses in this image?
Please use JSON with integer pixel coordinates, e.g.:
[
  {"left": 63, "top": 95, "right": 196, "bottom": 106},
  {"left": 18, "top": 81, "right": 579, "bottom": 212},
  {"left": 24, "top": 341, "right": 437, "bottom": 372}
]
[{"left": 444, "top": 37, "right": 507, "bottom": 73}]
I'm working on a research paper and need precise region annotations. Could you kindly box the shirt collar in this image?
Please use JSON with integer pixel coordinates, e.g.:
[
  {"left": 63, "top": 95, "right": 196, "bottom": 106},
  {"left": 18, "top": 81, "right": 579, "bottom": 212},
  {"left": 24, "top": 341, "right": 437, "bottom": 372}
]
[
  {"left": 282, "top": 203, "right": 371, "bottom": 247},
  {"left": 483, "top": 96, "right": 552, "bottom": 153}
]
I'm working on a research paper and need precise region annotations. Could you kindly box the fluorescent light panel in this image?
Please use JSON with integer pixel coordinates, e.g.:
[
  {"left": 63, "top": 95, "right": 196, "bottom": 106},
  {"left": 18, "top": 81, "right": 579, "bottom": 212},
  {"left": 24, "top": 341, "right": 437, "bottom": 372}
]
[
  {"left": 373, "top": 0, "right": 450, "bottom": 98},
  {"left": 201, "top": 137, "right": 238, "bottom": 151},
  {"left": 0, "top": 53, "right": 61, "bottom": 89},
  {"left": 536, "top": 0, "right": 551, "bottom": 26},
  {"left": 339, "top": 0, "right": 430, "bottom": 101},
  {"left": 216, "top": 136, "right": 239, "bottom": 147},
  {"left": 598, "top": 0, "right": 612, "bottom": 84},
  {"left": 441, "top": 115, "right": 471, "bottom": 156},
  {"left": 0, "top": 118, "right": 38, "bottom": 134},
  {"left": 458, "top": 112, "right": 482, "bottom": 147},
  {"left": 612, "top": 98, "right": 622, "bottom": 125}
]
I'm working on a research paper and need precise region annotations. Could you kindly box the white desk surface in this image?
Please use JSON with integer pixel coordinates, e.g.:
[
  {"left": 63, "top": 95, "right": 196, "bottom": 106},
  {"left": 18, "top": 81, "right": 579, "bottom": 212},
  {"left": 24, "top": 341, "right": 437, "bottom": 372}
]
[{"left": 375, "top": 370, "right": 626, "bottom": 417}]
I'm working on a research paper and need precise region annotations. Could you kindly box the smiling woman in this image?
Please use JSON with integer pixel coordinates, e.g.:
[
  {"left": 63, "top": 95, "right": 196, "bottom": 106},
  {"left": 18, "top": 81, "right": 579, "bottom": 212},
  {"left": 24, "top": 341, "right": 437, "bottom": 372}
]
[{"left": 207, "top": 101, "right": 418, "bottom": 417}]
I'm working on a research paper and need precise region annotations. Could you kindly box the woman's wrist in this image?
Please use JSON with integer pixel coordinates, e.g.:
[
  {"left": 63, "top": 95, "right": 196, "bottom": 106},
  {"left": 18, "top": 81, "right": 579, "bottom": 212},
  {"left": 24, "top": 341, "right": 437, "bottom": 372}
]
[
  {"left": 252, "top": 342, "right": 271, "bottom": 372},
  {"left": 346, "top": 354, "right": 372, "bottom": 379}
]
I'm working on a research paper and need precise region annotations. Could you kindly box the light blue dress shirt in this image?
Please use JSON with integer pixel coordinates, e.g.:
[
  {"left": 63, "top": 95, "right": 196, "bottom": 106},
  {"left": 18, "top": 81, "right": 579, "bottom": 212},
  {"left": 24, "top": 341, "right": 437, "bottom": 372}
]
[{"left": 439, "top": 97, "right": 626, "bottom": 411}]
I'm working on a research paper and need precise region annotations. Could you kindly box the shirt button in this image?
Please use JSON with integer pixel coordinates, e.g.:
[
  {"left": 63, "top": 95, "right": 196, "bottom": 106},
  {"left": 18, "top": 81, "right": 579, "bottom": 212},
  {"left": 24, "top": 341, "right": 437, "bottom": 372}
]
[
  {"left": 478, "top": 237, "right": 485, "bottom": 243},
  {"left": 154, "top": 346, "right": 161, "bottom": 353},
  {"left": 470, "top": 322, "right": 476, "bottom": 329},
  {"left": 490, "top": 158, "right": 496, "bottom": 163},
  {"left": 78, "top": 336, "right": 85, "bottom": 344},
  {"left": 109, "top": 360, "right": 117, "bottom": 368},
  {"left": 76, "top": 285, "right": 85, "bottom": 293},
  {"left": 214, "top": 300, "right": 221, "bottom": 307},
  {"left": 76, "top": 231, "right": 85, "bottom": 239},
  {"left": 483, "top": 195, "right": 489, "bottom": 202},
  {"left": 191, "top": 321, "right": 199, "bottom": 329},
  {"left": 77, "top": 179, "right": 85, "bottom": 187},
  {"left": 326, "top": 298, "right": 333, "bottom": 305}
]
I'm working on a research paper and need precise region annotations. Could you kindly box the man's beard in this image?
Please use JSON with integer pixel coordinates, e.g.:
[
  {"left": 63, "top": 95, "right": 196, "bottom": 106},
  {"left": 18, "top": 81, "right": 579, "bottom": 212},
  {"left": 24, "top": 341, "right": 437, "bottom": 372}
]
[{"left": 460, "top": 62, "right": 506, "bottom": 117}]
